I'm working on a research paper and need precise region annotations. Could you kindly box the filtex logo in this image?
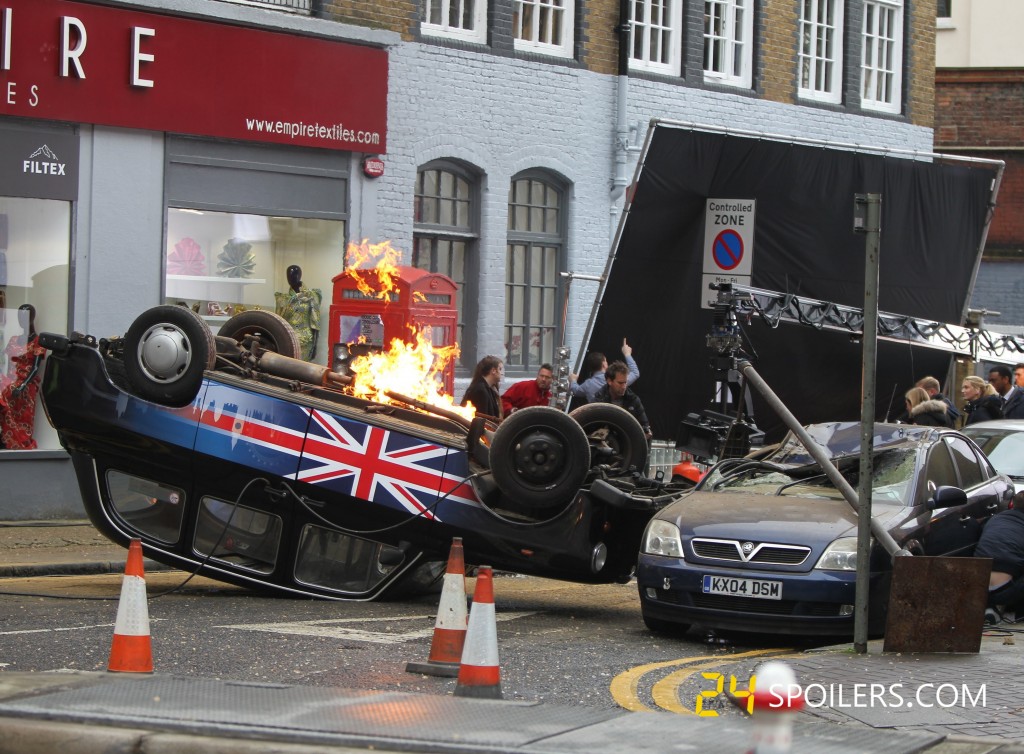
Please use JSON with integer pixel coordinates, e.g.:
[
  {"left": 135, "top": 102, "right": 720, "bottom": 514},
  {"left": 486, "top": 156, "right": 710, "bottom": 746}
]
[{"left": 23, "top": 145, "right": 67, "bottom": 176}]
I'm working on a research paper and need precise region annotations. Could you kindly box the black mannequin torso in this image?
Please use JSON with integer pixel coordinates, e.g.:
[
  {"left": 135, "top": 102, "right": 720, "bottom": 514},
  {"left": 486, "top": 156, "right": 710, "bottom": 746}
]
[{"left": 287, "top": 265, "right": 303, "bottom": 294}]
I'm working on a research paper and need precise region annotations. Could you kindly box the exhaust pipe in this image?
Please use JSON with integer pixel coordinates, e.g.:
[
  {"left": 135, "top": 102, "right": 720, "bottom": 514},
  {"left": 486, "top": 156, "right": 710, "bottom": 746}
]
[{"left": 254, "top": 350, "right": 352, "bottom": 388}]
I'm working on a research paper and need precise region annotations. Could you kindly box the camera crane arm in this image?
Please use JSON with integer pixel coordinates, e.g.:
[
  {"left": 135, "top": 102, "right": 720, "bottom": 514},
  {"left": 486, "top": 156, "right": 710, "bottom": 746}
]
[{"left": 717, "top": 283, "right": 1023, "bottom": 363}]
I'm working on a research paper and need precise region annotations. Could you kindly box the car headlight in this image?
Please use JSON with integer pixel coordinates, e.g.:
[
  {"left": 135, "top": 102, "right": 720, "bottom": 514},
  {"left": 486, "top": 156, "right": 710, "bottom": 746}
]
[
  {"left": 815, "top": 537, "right": 858, "bottom": 570},
  {"left": 643, "top": 519, "right": 684, "bottom": 558}
]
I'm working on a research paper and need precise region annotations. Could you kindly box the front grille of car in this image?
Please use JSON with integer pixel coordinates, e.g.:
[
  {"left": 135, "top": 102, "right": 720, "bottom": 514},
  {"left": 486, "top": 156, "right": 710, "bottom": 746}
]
[
  {"left": 652, "top": 590, "right": 841, "bottom": 617},
  {"left": 690, "top": 594, "right": 842, "bottom": 617},
  {"left": 690, "top": 538, "right": 810, "bottom": 565}
]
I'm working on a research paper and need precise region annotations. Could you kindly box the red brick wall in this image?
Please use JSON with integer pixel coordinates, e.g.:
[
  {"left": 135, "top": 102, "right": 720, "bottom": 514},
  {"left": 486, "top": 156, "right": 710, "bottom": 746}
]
[{"left": 935, "top": 69, "right": 1024, "bottom": 254}]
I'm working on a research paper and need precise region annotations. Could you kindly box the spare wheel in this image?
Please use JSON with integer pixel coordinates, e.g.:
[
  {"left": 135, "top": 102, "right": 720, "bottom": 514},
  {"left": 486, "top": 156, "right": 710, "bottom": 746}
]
[
  {"left": 488, "top": 406, "right": 590, "bottom": 509},
  {"left": 123, "top": 305, "right": 216, "bottom": 406}
]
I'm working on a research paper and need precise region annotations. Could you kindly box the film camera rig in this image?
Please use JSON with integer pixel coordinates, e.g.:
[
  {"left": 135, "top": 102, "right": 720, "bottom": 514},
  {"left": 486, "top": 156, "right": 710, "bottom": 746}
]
[{"left": 674, "top": 282, "right": 764, "bottom": 466}]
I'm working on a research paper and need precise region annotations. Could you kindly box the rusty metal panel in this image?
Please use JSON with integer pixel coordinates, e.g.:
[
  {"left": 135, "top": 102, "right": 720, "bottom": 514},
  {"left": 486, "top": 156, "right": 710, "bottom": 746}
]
[{"left": 883, "top": 556, "right": 991, "bottom": 653}]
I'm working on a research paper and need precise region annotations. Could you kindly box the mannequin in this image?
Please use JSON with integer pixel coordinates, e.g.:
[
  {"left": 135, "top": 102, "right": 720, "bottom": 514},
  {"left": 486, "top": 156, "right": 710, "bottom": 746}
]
[
  {"left": 0, "top": 304, "right": 46, "bottom": 450},
  {"left": 274, "top": 265, "right": 322, "bottom": 361}
]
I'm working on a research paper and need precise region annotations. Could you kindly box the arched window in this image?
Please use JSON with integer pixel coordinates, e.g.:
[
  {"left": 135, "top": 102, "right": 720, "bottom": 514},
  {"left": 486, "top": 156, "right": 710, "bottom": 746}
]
[
  {"left": 413, "top": 161, "right": 479, "bottom": 367},
  {"left": 505, "top": 173, "right": 566, "bottom": 372}
]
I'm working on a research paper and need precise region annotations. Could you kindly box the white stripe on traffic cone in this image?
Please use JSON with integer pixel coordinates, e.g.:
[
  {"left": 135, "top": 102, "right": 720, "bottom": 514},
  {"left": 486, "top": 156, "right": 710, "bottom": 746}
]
[
  {"left": 406, "top": 538, "right": 468, "bottom": 677},
  {"left": 454, "top": 565, "right": 501, "bottom": 699},
  {"left": 107, "top": 538, "right": 153, "bottom": 673}
]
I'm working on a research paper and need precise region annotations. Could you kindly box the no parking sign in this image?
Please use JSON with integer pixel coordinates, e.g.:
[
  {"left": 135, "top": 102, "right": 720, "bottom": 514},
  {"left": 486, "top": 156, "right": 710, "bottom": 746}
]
[{"left": 702, "top": 199, "right": 755, "bottom": 309}]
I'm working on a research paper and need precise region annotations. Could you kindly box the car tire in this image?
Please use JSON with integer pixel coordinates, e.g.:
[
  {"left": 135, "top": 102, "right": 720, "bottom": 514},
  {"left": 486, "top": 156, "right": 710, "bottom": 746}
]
[
  {"left": 570, "top": 403, "right": 649, "bottom": 473},
  {"left": 489, "top": 406, "right": 590, "bottom": 509},
  {"left": 642, "top": 613, "right": 689, "bottom": 635},
  {"left": 123, "top": 305, "right": 216, "bottom": 407},
  {"left": 218, "top": 310, "right": 301, "bottom": 358}
]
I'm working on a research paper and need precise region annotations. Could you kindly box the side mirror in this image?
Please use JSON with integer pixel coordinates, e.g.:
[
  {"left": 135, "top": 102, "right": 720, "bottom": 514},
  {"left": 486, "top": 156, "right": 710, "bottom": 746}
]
[{"left": 926, "top": 485, "right": 968, "bottom": 511}]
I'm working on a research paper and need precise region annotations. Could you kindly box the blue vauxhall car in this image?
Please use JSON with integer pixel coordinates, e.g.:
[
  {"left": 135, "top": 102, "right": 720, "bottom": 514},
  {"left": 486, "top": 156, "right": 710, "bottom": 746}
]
[{"left": 636, "top": 422, "right": 1014, "bottom": 637}]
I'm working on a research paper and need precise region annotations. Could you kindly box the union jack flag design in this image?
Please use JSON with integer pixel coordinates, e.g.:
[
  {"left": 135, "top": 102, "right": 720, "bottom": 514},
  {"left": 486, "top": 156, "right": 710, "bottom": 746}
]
[
  {"left": 193, "top": 383, "right": 309, "bottom": 479},
  {"left": 295, "top": 408, "right": 480, "bottom": 520}
]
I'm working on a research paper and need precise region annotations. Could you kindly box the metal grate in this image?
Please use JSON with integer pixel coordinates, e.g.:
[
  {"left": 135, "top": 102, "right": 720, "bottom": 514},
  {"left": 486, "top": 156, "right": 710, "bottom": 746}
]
[
  {"left": 647, "top": 441, "right": 684, "bottom": 479},
  {"left": 691, "top": 538, "right": 810, "bottom": 565}
]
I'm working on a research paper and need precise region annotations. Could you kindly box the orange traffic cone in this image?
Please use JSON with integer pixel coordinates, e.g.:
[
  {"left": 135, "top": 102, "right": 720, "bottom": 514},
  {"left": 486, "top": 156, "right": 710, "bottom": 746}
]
[
  {"left": 406, "top": 538, "right": 468, "bottom": 677},
  {"left": 107, "top": 538, "right": 153, "bottom": 673},
  {"left": 454, "top": 565, "right": 501, "bottom": 699}
]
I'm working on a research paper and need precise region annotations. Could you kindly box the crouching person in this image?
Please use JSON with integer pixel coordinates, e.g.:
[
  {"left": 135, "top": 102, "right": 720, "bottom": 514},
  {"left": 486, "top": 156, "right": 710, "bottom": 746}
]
[{"left": 975, "top": 491, "right": 1024, "bottom": 623}]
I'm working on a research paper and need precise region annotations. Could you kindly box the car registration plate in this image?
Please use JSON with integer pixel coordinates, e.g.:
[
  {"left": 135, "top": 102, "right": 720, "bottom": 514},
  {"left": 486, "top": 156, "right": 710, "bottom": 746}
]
[{"left": 702, "top": 575, "right": 782, "bottom": 600}]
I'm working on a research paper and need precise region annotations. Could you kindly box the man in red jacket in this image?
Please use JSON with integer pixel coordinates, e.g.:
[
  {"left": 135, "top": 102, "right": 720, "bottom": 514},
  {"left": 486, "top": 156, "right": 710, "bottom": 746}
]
[{"left": 501, "top": 364, "right": 553, "bottom": 415}]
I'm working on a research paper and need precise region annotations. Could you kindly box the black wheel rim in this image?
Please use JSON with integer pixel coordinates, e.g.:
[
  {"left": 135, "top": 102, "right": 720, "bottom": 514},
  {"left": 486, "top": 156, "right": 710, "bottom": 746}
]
[{"left": 511, "top": 429, "right": 569, "bottom": 485}]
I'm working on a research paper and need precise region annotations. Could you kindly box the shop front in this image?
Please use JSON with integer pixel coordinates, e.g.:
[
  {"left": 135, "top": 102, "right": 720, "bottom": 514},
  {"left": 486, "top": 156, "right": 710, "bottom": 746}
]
[{"left": 0, "top": 0, "right": 394, "bottom": 517}]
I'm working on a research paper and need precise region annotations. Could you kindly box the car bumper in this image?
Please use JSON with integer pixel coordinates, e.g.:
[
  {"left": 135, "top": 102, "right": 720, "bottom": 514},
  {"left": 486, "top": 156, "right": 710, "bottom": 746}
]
[{"left": 636, "top": 554, "right": 887, "bottom": 637}]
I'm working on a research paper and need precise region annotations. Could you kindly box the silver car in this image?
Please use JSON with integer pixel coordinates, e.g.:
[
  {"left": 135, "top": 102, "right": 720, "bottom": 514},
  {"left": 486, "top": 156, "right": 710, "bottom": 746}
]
[{"left": 962, "top": 419, "right": 1024, "bottom": 493}]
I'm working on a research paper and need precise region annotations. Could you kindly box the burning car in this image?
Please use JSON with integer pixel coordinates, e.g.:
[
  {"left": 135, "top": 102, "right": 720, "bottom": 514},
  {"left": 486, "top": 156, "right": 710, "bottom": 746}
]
[{"left": 39, "top": 305, "right": 679, "bottom": 599}]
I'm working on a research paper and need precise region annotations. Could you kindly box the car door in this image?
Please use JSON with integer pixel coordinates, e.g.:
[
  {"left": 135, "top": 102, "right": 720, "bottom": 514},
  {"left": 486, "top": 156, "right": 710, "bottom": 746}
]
[
  {"left": 919, "top": 437, "right": 982, "bottom": 556},
  {"left": 947, "top": 435, "right": 1005, "bottom": 534}
]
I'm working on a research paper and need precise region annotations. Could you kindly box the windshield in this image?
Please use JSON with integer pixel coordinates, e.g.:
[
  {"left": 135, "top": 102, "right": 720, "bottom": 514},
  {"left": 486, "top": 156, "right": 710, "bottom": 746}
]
[
  {"left": 964, "top": 428, "right": 1024, "bottom": 479},
  {"left": 768, "top": 423, "right": 923, "bottom": 466},
  {"left": 701, "top": 448, "right": 918, "bottom": 505}
]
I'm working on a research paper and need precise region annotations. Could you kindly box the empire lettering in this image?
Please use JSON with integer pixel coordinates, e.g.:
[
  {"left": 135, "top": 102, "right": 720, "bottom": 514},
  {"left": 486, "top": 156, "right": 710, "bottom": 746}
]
[{"left": 1, "top": 7, "right": 157, "bottom": 88}]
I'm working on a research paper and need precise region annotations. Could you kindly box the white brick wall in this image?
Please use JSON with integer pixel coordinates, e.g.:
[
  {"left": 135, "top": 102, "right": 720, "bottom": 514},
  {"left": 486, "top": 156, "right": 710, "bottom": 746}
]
[{"left": 362, "top": 43, "right": 933, "bottom": 395}]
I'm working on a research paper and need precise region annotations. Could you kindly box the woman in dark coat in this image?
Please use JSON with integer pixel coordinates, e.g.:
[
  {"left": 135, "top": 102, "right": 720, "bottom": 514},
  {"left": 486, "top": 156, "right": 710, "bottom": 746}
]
[
  {"left": 961, "top": 375, "right": 1003, "bottom": 426},
  {"left": 460, "top": 355, "right": 504, "bottom": 420},
  {"left": 903, "top": 387, "right": 953, "bottom": 428}
]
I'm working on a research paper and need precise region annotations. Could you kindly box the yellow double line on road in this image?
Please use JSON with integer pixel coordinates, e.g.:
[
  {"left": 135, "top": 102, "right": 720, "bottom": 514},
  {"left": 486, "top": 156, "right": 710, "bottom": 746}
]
[{"left": 610, "top": 648, "right": 797, "bottom": 714}]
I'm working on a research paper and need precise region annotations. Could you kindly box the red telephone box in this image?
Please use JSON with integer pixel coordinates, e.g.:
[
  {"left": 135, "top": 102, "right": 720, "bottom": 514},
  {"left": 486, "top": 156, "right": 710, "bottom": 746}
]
[{"left": 329, "top": 266, "right": 458, "bottom": 394}]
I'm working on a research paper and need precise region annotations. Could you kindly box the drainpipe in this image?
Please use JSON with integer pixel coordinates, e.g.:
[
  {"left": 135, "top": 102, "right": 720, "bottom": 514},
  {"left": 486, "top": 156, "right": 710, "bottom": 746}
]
[{"left": 610, "top": 0, "right": 632, "bottom": 239}]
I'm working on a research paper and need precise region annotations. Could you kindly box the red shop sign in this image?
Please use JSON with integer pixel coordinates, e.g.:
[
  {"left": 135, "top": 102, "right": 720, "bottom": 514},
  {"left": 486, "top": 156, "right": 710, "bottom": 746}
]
[{"left": 0, "top": 0, "right": 388, "bottom": 153}]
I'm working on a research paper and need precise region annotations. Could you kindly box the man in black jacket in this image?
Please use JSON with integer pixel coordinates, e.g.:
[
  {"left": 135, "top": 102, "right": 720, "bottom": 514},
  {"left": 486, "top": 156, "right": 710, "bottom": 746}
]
[
  {"left": 989, "top": 365, "right": 1024, "bottom": 420},
  {"left": 916, "top": 376, "right": 960, "bottom": 425},
  {"left": 594, "top": 360, "right": 652, "bottom": 441}
]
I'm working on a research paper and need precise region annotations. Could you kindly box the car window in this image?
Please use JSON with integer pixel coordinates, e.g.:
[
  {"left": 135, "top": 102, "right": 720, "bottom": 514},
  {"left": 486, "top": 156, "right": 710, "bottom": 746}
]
[
  {"left": 946, "top": 436, "right": 984, "bottom": 489},
  {"left": 867, "top": 449, "right": 918, "bottom": 504},
  {"left": 966, "top": 429, "right": 1024, "bottom": 478},
  {"left": 924, "top": 441, "right": 959, "bottom": 494}
]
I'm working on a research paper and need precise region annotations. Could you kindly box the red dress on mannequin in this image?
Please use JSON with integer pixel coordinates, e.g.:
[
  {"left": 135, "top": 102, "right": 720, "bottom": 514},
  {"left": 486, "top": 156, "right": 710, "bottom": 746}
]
[{"left": 0, "top": 333, "right": 46, "bottom": 450}]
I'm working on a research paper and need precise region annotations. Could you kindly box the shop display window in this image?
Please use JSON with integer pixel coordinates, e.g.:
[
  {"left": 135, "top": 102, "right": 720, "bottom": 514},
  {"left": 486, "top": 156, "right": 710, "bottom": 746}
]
[
  {"left": 164, "top": 208, "right": 345, "bottom": 366},
  {"left": 0, "top": 197, "right": 71, "bottom": 452}
]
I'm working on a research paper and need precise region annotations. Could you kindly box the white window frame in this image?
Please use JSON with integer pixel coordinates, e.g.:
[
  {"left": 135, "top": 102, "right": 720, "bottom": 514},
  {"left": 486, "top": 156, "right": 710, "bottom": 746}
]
[
  {"left": 798, "top": 0, "right": 844, "bottom": 104},
  {"left": 413, "top": 161, "right": 479, "bottom": 368},
  {"left": 422, "top": 0, "right": 488, "bottom": 44},
  {"left": 703, "top": 0, "right": 754, "bottom": 88},
  {"left": 505, "top": 173, "right": 566, "bottom": 373},
  {"left": 514, "top": 0, "right": 575, "bottom": 59},
  {"left": 861, "top": 0, "right": 903, "bottom": 114},
  {"left": 629, "top": 0, "right": 684, "bottom": 76}
]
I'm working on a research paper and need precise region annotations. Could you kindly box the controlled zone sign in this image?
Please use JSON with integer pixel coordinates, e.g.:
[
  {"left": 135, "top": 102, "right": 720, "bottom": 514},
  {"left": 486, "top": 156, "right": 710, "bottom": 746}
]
[{"left": 702, "top": 199, "right": 755, "bottom": 309}]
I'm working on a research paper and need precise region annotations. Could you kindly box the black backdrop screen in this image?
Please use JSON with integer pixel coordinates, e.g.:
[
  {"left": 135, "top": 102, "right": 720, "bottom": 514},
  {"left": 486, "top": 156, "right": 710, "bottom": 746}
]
[{"left": 585, "top": 125, "right": 1000, "bottom": 441}]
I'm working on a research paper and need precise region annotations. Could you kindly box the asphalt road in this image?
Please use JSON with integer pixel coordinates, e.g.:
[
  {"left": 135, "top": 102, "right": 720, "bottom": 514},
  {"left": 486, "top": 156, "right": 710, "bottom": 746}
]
[{"left": 0, "top": 570, "right": 807, "bottom": 713}]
